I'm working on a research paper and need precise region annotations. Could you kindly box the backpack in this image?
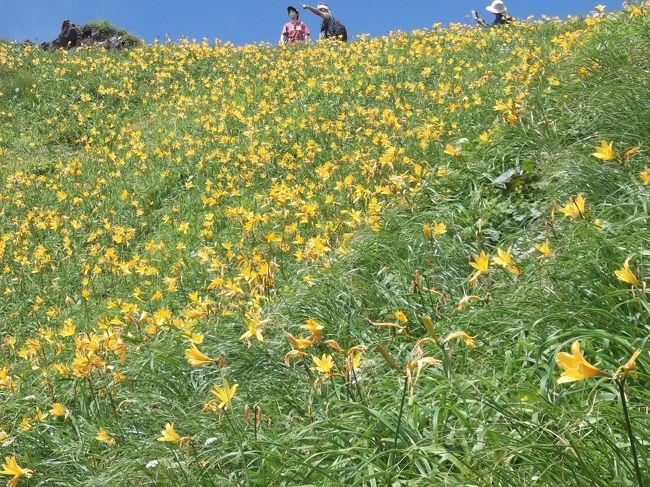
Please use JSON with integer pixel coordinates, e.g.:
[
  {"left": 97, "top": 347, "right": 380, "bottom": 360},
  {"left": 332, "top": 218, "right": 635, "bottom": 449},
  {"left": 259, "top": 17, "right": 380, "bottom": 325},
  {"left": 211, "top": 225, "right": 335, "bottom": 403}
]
[{"left": 324, "top": 17, "right": 348, "bottom": 42}]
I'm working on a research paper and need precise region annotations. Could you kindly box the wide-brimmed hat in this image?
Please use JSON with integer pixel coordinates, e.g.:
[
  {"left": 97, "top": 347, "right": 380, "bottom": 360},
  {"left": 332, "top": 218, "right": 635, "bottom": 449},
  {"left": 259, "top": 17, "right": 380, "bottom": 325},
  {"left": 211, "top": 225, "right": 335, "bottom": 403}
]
[{"left": 486, "top": 0, "right": 507, "bottom": 14}]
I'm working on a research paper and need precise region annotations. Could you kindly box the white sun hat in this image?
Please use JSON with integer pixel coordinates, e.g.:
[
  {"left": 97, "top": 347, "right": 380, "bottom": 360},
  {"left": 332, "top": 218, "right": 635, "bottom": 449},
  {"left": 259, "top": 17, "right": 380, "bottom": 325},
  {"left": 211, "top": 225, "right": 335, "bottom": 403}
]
[
  {"left": 486, "top": 0, "right": 508, "bottom": 14},
  {"left": 317, "top": 3, "right": 331, "bottom": 13}
]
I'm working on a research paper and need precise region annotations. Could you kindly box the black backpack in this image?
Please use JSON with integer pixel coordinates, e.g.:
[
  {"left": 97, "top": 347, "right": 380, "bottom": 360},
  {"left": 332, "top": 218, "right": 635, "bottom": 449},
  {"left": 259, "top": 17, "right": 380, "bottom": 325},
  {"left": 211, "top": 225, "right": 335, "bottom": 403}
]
[{"left": 324, "top": 17, "right": 348, "bottom": 42}]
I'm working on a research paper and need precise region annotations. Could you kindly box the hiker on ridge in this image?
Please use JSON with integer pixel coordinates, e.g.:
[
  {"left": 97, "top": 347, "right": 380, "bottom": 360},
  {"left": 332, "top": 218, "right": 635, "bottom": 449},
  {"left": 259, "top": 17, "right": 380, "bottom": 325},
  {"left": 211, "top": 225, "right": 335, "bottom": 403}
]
[
  {"left": 472, "top": 1, "right": 513, "bottom": 27},
  {"left": 301, "top": 3, "right": 348, "bottom": 41},
  {"left": 280, "top": 6, "right": 311, "bottom": 45}
]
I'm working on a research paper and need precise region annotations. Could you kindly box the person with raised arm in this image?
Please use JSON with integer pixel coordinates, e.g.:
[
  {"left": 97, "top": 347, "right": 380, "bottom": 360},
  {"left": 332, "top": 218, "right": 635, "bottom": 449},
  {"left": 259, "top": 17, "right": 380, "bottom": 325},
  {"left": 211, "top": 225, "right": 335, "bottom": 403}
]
[
  {"left": 301, "top": 4, "right": 348, "bottom": 41},
  {"left": 472, "top": 1, "right": 513, "bottom": 27}
]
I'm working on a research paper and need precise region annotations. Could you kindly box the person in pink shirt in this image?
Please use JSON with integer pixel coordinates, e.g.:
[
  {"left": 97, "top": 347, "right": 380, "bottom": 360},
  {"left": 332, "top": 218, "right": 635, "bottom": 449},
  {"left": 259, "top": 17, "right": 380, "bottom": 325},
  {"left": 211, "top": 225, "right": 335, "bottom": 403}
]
[{"left": 280, "top": 6, "right": 311, "bottom": 45}]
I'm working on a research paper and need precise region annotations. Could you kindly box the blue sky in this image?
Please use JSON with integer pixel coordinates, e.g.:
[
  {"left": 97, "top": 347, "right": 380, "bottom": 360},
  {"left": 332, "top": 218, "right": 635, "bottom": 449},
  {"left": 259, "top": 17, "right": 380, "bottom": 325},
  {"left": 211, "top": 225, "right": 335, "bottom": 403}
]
[{"left": 1, "top": 1, "right": 611, "bottom": 45}]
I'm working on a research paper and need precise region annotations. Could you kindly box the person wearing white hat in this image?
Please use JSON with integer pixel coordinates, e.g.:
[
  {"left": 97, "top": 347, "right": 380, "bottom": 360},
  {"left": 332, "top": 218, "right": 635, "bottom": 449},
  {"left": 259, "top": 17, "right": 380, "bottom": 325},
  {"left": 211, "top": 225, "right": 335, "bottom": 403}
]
[
  {"left": 302, "top": 3, "right": 348, "bottom": 41},
  {"left": 472, "top": 1, "right": 513, "bottom": 27}
]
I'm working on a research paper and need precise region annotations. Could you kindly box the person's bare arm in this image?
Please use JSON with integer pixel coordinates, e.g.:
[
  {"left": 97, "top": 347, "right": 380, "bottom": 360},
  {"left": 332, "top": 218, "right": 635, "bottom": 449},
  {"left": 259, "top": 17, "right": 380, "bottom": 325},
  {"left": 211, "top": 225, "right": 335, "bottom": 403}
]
[
  {"left": 472, "top": 10, "right": 488, "bottom": 27},
  {"left": 302, "top": 5, "right": 331, "bottom": 20}
]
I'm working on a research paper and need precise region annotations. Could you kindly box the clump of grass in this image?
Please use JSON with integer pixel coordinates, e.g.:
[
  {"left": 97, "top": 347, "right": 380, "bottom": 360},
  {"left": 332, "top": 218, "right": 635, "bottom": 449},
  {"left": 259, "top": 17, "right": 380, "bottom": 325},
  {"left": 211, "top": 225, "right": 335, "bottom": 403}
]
[{"left": 84, "top": 19, "right": 143, "bottom": 47}]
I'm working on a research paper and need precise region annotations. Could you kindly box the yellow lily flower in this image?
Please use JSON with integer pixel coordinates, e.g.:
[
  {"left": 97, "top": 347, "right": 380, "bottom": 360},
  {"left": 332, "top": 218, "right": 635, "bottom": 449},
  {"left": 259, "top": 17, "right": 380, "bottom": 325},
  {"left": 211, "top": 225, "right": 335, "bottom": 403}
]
[
  {"left": 300, "top": 319, "right": 323, "bottom": 335},
  {"left": 492, "top": 247, "right": 521, "bottom": 276},
  {"left": 556, "top": 341, "right": 609, "bottom": 384},
  {"left": 640, "top": 168, "right": 650, "bottom": 186},
  {"left": 284, "top": 349, "right": 307, "bottom": 367},
  {"left": 288, "top": 334, "right": 313, "bottom": 350},
  {"left": 468, "top": 250, "right": 490, "bottom": 284},
  {"left": 443, "top": 144, "right": 461, "bottom": 157},
  {"left": 49, "top": 402, "right": 68, "bottom": 419},
  {"left": 614, "top": 349, "right": 642, "bottom": 380},
  {"left": 95, "top": 427, "right": 116, "bottom": 446},
  {"left": 423, "top": 222, "right": 448, "bottom": 238},
  {"left": 592, "top": 140, "right": 615, "bottom": 161},
  {"left": 210, "top": 379, "right": 238, "bottom": 410},
  {"left": 240, "top": 320, "right": 264, "bottom": 345},
  {"left": 614, "top": 257, "right": 641, "bottom": 287},
  {"left": 535, "top": 240, "right": 554, "bottom": 259},
  {"left": 312, "top": 354, "right": 335, "bottom": 375},
  {"left": 443, "top": 331, "right": 477, "bottom": 349},
  {"left": 559, "top": 194, "right": 586, "bottom": 219},
  {"left": 394, "top": 310, "right": 408, "bottom": 324},
  {"left": 184, "top": 344, "right": 215, "bottom": 367},
  {"left": 157, "top": 423, "right": 180, "bottom": 442},
  {"left": 406, "top": 356, "right": 443, "bottom": 395},
  {"left": 0, "top": 456, "right": 34, "bottom": 486},
  {"left": 347, "top": 347, "right": 365, "bottom": 371},
  {"left": 456, "top": 295, "right": 481, "bottom": 310},
  {"left": 324, "top": 340, "right": 345, "bottom": 353}
]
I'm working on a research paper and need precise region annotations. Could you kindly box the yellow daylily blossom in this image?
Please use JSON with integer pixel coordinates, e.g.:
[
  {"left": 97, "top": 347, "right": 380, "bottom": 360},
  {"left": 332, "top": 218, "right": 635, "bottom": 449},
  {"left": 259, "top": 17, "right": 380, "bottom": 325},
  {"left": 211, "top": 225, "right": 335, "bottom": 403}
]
[
  {"left": 492, "top": 247, "right": 521, "bottom": 276},
  {"left": 210, "top": 379, "right": 238, "bottom": 410},
  {"left": 300, "top": 319, "right": 323, "bottom": 335},
  {"left": 347, "top": 346, "right": 365, "bottom": 371},
  {"left": 0, "top": 456, "right": 34, "bottom": 486},
  {"left": 184, "top": 344, "right": 215, "bottom": 367},
  {"left": 157, "top": 423, "right": 191, "bottom": 446},
  {"left": 406, "top": 356, "right": 443, "bottom": 395},
  {"left": 284, "top": 349, "right": 307, "bottom": 367},
  {"left": 58, "top": 320, "right": 76, "bottom": 337},
  {"left": 443, "top": 144, "right": 461, "bottom": 157},
  {"left": 559, "top": 194, "right": 586, "bottom": 219},
  {"left": 324, "top": 340, "right": 345, "bottom": 353},
  {"left": 157, "top": 423, "right": 180, "bottom": 442},
  {"left": 312, "top": 354, "right": 335, "bottom": 375},
  {"left": 456, "top": 295, "right": 482, "bottom": 310},
  {"left": 240, "top": 320, "right": 264, "bottom": 345},
  {"left": 640, "top": 168, "right": 650, "bottom": 186},
  {"left": 394, "top": 310, "right": 408, "bottom": 324},
  {"left": 614, "top": 257, "right": 641, "bottom": 287},
  {"left": 535, "top": 240, "right": 554, "bottom": 259},
  {"left": 49, "top": 402, "right": 68, "bottom": 419},
  {"left": 288, "top": 334, "right": 313, "bottom": 351},
  {"left": 423, "top": 222, "right": 447, "bottom": 239},
  {"left": 468, "top": 250, "right": 490, "bottom": 284},
  {"left": 615, "top": 349, "right": 642, "bottom": 380},
  {"left": 433, "top": 222, "right": 447, "bottom": 237},
  {"left": 592, "top": 140, "right": 615, "bottom": 161},
  {"left": 95, "top": 427, "right": 116, "bottom": 446},
  {"left": 443, "top": 331, "right": 477, "bottom": 349},
  {"left": 556, "top": 341, "right": 609, "bottom": 384},
  {"left": 593, "top": 218, "right": 606, "bottom": 230}
]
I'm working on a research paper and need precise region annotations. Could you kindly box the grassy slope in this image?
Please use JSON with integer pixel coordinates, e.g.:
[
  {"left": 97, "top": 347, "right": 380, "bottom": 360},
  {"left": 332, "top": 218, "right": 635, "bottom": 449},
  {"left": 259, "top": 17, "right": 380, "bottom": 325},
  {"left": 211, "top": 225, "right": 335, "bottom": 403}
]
[{"left": 0, "top": 6, "right": 649, "bottom": 486}]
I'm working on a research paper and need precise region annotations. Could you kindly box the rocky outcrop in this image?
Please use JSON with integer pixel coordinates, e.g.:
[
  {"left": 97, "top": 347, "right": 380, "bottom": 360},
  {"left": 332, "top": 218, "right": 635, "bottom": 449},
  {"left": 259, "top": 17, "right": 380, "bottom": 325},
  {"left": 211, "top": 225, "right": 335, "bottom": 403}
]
[{"left": 40, "top": 20, "right": 141, "bottom": 51}]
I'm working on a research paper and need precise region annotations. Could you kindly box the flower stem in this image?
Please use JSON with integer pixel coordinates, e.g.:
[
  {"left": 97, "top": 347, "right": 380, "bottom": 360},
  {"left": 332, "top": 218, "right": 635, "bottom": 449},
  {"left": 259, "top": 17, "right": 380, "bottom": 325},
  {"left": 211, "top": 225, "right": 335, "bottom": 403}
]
[
  {"left": 388, "top": 374, "right": 409, "bottom": 482},
  {"left": 617, "top": 378, "right": 644, "bottom": 486}
]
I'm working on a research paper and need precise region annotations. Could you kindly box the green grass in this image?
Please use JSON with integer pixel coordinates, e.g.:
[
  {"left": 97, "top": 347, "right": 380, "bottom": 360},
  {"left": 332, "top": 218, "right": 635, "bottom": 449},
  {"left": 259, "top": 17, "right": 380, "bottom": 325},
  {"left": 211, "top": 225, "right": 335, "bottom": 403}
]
[
  {"left": 81, "top": 19, "right": 143, "bottom": 48},
  {"left": 0, "top": 6, "right": 649, "bottom": 486}
]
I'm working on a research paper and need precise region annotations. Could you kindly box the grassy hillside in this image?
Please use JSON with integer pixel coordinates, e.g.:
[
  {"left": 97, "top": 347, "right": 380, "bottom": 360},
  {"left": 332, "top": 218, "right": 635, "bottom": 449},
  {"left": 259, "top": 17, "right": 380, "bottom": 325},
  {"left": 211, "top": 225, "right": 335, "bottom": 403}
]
[{"left": 0, "top": 4, "right": 649, "bottom": 485}]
